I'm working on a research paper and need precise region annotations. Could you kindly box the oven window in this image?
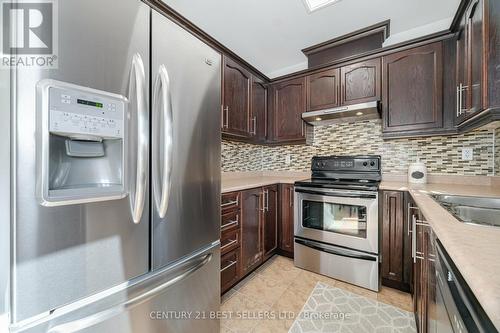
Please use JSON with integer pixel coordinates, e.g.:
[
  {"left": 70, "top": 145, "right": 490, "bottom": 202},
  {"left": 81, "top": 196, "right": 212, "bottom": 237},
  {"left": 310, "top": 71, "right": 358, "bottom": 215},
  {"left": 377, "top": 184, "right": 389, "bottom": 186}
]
[{"left": 302, "top": 200, "right": 367, "bottom": 238}]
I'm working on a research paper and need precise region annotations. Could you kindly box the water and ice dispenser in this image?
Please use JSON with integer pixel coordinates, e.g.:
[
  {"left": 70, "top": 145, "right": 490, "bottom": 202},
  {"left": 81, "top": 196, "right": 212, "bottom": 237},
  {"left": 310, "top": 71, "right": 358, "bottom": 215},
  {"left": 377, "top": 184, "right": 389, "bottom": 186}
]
[{"left": 36, "top": 80, "right": 127, "bottom": 206}]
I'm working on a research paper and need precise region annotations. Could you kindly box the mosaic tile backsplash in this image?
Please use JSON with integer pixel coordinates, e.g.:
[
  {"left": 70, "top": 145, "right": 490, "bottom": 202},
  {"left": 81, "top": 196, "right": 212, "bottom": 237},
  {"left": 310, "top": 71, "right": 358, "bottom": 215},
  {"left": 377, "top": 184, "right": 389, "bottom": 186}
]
[
  {"left": 222, "top": 119, "right": 498, "bottom": 176},
  {"left": 495, "top": 128, "right": 500, "bottom": 174}
]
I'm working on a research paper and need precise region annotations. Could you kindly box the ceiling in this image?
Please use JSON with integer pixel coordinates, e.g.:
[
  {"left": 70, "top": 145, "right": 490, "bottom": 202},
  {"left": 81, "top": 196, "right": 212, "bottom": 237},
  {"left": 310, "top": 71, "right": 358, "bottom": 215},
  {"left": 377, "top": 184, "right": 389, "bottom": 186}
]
[{"left": 162, "top": 0, "right": 461, "bottom": 78}]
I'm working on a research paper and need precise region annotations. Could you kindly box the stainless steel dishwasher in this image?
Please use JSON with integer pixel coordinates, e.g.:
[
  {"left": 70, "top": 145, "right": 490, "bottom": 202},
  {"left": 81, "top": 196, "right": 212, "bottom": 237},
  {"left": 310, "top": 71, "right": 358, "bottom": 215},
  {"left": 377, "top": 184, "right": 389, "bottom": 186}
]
[{"left": 435, "top": 240, "right": 497, "bottom": 333}]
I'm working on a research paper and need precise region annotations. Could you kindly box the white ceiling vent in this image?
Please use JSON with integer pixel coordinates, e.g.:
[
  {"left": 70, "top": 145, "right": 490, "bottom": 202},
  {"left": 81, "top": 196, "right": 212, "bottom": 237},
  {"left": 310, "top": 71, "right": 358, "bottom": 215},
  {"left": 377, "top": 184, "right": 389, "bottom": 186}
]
[{"left": 302, "top": 0, "right": 342, "bottom": 13}]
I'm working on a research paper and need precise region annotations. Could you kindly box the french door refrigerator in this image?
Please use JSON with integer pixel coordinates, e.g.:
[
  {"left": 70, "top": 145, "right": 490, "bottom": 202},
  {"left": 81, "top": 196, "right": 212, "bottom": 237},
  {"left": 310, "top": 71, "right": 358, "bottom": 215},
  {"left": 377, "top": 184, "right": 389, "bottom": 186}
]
[{"left": 1, "top": 0, "right": 221, "bottom": 332}]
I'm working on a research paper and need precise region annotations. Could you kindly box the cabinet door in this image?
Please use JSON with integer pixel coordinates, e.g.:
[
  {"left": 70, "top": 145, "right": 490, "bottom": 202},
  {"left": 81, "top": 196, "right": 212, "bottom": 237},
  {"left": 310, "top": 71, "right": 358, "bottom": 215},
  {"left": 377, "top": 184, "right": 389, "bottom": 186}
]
[
  {"left": 381, "top": 191, "right": 408, "bottom": 290},
  {"left": 262, "top": 185, "right": 278, "bottom": 260},
  {"left": 341, "top": 58, "right": 381, "bottom": 105},
  {"left": 456, "top": 15, "right": 468, "bottom": 124},
  {"left": 382, "top": 42, "right": 443, "bottom": 134},
  {"left": 222, "top": 56, "right": 251, "bottom": 137},
  {"left": 240, "top": 188, "right": 263, "bottom": 276},
  {"left": 270, "top": 77, "right": 306, "bottom": 143},
  {"left": 279, "top": 184, "right": 295, "bottom": 256},
  {"left": 251, "top": 77, "right": 268, "bottom": 142},
  {"left": 414, "top": 212, "right": 429, "bottom": 333},
  {"left": 306, "top": 68, "right": 340, "bottom": 111},
  {"left": 426, "top": 229, "right": 437, "bottom": 333},
  {"left": 465, "top": 0, "right": 483, "bottom": 116},
  {"left": 380, "top": 190, "right": 414, "bottom": 293}
]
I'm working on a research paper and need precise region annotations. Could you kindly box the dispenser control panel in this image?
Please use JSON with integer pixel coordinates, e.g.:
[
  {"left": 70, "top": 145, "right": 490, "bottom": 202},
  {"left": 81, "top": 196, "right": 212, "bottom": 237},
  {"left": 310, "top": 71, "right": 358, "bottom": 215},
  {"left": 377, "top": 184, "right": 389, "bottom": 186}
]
[{"left": 48, "top": 86, "right": 125, "bottom": 139}]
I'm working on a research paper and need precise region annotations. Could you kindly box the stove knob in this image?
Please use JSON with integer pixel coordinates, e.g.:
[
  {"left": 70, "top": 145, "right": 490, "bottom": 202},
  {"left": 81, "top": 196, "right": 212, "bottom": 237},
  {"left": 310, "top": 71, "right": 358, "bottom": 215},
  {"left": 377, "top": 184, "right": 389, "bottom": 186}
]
[
  {"left": 363, "top": 162, "right": 368, "bottom": 167},
  {"left": 370, "top": 161, "right": 375, "bottom": 167}
]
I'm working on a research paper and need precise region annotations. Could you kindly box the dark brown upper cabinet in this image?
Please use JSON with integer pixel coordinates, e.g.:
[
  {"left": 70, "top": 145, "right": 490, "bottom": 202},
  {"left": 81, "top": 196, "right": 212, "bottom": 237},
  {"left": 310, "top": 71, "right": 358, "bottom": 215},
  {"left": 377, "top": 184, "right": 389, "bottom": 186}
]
[
  {"left": 306, "top": 68, "right": 340, "bottom": 111},
  {"left": 456, "top": 13, "right": 468, "bottom": 124},
  {"left": 382, "top": 42, "right": 444, "bottom": 137},
  {"left": 251, "top": 77, "right": 268, "bottom": 143},
  {"left": 467, "top": 0, "right": 483, "bottom": 115},
  {"left": 302, "top": 20, "right": 390, "bottom": 68},
  {"left": 456, "top": 0, "right": 483, "bottom": 122},
  {"left": 453, "top": 0, "right": 500, "bottom": 131},
  {"left": 222, "top": 56, "right": 251, "bottom": 138},
  {"left": 341, "top": 58, "right": 381, "bottom": 105},
  {"left": 269, "top": 77, "right": 307, "bottom": 144}
]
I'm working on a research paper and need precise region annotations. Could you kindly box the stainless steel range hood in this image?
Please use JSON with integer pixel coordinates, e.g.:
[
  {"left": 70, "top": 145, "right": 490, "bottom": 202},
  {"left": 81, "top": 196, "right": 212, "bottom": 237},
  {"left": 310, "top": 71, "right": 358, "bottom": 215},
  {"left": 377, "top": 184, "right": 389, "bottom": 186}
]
[{"left": 302, "top": 101, "right": 380, "bottom": 125}]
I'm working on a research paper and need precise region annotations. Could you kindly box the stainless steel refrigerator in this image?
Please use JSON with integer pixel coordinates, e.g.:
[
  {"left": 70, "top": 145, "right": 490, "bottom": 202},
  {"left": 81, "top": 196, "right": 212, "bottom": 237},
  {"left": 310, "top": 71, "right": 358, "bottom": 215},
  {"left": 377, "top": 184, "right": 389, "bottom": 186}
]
[{"left": 1, "top": 0, "right": 221, "bottom": 332}]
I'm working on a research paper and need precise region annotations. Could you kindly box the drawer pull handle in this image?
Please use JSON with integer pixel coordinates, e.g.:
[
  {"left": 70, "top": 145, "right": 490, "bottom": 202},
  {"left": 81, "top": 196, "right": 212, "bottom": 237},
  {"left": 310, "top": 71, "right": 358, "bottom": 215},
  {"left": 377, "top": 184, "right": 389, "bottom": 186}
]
[
  {"left": 221, "top": 220, "right": 238, "bottom": 230},
  {"left": 221, "top": 260, "right": 237, "bottom": 272},
  {"left": 407, "top": 204, "right": 418, "bottom": 236},
  {"left": 221, "top": 199, "right": 238, "bottom": 207},
  {"left": 221, "top": 239, "right": 238, "bottom": 251}
]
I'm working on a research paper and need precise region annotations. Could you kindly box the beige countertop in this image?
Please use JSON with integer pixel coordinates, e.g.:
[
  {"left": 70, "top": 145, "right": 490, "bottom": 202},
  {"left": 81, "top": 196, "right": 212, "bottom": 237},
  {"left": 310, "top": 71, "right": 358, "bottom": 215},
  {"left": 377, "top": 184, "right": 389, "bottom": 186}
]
[
  {"left": 221, "top": 172, "right": 308, "bottom": 193},
  {"left": 380, "top": 181, "right": 500, "bottom": 197},
  {"left": 382, "top": 180, "right": 500, "bottom": 330}
]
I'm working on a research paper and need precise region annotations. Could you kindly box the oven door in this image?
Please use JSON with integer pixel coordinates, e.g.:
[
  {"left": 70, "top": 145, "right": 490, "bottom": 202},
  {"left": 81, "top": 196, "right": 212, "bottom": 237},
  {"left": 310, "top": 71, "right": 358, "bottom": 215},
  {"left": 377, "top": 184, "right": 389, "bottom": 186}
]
[{"left": 294, "top": 187, "right": 378, "bottom": 254}]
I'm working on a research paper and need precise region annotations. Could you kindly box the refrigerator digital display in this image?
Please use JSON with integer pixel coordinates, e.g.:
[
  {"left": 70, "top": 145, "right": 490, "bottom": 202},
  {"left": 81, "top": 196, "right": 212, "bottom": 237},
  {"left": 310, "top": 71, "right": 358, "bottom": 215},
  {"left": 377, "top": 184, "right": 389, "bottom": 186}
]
[{"left": 77, "top": 99, "right": 103, "bottom": 108}]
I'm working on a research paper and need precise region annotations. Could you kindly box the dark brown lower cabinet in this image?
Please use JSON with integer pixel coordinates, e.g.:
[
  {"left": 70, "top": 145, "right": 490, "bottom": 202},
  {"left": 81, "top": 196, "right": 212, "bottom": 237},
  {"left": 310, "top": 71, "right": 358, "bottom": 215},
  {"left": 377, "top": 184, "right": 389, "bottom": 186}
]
[
  {"left": 410, "top": 200, "right": 436, "bottom": 333},
  {"left": 262, "top": 185, "right": 278, "bottom": 260},
  {"left": 279, "top": 184, "right": 295, "bottom": 257},
  {"left": 240, "top": 188, "right": 263, "bottom": 276},
  {"left": 426, "top": 228, "right": 437, "bottom": 333},
  {"left": 381, "top": 191, "right": 440, "bottom": 333},
  {"left": 221, "top": 249, "right": 240, "bottom": 293},
  {"left": 220, "top": 191, "right": 242, "bottom": 294},
  {"left": 414, "top": 217, "right": 427, "bottom": 332},
  {"left": 380, "top": 191, "right": 412, "bottom": 291},
  {"left": 221, "top": 185, "right": 281, "bottom": 293}
]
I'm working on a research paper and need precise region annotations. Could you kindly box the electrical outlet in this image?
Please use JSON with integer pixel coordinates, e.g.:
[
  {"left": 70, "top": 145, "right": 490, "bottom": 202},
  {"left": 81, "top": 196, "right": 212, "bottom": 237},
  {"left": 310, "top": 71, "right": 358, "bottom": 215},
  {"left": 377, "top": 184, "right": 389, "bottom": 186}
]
[
  {"left": 462, "top": 147, "right": 473, "bottom": 161},
  {"left": 285, "top": 154, "right": 292, "bottom": 165}
]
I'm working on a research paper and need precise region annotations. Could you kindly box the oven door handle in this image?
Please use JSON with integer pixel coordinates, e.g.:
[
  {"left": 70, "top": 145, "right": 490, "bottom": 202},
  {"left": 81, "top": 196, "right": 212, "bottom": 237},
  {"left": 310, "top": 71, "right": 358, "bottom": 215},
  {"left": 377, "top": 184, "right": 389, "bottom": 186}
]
[
  {"left": 294, "top": 188, "right": 377, "bottom": 199},
  {"left": 294, "top": 238, "right": 377, "bottom": 261}
]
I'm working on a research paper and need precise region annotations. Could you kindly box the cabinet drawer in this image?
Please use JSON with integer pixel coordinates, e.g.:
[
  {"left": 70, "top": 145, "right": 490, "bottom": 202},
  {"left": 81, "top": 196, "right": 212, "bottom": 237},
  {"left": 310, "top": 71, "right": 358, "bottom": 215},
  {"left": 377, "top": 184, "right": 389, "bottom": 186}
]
[
  {"left": 221, "top": 210, "right": 240, "bottom": 231},
  {"left": 221, "top": 249, "right": 240, "bottom": 293},
  {"left": 221, "top": 228, "right": 240, "bottom": 255},
  {"left": 221, "top": 192, "right": 240, "bottom": 211}
]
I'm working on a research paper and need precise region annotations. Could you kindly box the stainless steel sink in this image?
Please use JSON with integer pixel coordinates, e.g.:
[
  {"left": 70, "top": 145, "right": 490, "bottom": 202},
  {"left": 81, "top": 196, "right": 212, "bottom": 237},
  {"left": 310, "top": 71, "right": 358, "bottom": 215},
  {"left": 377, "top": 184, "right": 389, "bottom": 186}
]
[{"left": 431, "top": 194, "right": 500, "bottom": 227}]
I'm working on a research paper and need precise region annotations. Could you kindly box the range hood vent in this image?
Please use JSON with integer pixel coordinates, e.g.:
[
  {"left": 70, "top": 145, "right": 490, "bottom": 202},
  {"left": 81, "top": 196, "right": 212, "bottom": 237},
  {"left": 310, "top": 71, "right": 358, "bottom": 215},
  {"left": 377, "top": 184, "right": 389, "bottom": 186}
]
[{"left": 302, "top": 101, "right": 380, "bottom": 126}]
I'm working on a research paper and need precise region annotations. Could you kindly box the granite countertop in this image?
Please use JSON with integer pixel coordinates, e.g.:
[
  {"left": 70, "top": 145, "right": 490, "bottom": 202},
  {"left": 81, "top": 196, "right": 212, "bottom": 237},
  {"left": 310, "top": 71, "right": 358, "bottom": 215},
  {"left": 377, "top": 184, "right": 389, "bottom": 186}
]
[{"left": 381, "top": 181, "right": 500, "bottom": 330}]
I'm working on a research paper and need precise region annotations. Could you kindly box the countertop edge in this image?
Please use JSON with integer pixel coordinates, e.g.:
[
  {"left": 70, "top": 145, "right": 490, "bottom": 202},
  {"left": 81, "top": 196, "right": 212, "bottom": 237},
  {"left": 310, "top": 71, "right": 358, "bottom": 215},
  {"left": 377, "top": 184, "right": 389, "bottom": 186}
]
[{"left": 221, "top": 177, "right": 307, "bottom": 193}]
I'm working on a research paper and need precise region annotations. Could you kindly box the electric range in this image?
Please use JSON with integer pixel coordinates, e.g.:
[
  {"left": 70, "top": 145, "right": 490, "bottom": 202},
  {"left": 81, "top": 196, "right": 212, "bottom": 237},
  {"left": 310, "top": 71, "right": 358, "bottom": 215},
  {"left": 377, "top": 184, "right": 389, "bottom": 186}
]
[{"left": 293, "top": 155, "right": 381, "bottom": 291}]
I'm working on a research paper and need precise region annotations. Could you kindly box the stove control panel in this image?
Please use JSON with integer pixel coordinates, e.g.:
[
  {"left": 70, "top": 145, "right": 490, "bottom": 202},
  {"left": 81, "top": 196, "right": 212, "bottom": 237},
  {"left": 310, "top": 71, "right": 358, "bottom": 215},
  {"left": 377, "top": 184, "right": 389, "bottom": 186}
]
[{"left": 311, "top": 156, "right": 380, "bottom": 172}]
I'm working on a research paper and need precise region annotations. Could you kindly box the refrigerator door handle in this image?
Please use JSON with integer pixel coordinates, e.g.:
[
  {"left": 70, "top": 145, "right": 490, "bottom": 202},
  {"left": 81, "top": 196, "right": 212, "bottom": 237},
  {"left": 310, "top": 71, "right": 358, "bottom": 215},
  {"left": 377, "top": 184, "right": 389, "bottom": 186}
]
[
  {"left": 47, "top": 252, "right": 213, "bottom": 333},
  {"left": 129, "top": 53, "right": 149, "bottom": 224},
  {"left": 152, "top": 65, "right": 173, "bottom": 218}
]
